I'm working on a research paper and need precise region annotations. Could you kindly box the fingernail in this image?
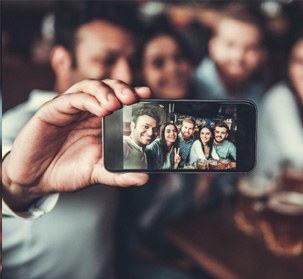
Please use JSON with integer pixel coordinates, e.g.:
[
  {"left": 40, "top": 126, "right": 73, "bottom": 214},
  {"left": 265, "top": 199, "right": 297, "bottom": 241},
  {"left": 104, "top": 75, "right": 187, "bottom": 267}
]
[{"left": 135, "top": 86, "right": 149, "bottom": 92}]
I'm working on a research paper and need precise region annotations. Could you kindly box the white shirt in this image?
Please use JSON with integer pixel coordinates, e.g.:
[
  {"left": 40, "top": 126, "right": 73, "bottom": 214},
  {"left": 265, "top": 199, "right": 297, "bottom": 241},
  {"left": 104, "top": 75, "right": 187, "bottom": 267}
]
[
  {"left": 189, "top": 140, "right": 219, "bottom": 164},
  {"left": 123, "top": 135, "right": 147, "bottom": 169},
  {"left": 194, "top": 57, "right": 265, "bottom": 105},
  {"left": 2, "top": 90, "right": 118, "bottom": 279},
  {"left": 162, "top": 147, "right": 173, "bottom": 169},
  {"left": 255, "top": 82, "right": 303, "bottom": 177}
]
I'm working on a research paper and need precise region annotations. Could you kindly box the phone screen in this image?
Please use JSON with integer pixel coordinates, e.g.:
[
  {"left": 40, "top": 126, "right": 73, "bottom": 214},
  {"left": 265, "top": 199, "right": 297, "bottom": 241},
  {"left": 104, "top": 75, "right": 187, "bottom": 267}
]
[{"left": 103, "top": 99, "right": 256, "bottom": 173}]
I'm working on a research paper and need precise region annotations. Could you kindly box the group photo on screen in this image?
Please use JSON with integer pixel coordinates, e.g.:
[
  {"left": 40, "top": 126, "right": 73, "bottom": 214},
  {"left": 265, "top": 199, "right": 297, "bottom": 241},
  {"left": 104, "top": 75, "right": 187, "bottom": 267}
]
[{"left": 123, "top": 101, "right": 237, "bottom": 170}]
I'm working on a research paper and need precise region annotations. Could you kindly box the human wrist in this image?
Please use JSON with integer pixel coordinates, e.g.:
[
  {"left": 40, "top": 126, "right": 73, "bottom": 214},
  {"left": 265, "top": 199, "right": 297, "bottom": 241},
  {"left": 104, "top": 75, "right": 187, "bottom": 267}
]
[
  {"left": 2, "top": 182, "right": 42, "bottom": 212},
  {"left": 2, "top": 152, "right": 42, "bottom": 211}
]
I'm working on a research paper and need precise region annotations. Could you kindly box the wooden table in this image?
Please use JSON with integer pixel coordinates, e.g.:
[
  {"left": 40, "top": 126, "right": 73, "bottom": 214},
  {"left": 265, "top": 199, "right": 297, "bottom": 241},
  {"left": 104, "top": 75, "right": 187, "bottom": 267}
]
[{"left": 162, "top": 203, "right": 303, "bottom": 279}]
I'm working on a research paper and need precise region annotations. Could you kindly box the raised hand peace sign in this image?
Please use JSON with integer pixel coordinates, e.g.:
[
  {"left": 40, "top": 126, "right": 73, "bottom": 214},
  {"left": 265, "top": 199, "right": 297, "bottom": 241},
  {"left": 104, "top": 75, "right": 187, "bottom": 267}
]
[{"left": 174, "top": 147, "right": 181, "bottom": 169}]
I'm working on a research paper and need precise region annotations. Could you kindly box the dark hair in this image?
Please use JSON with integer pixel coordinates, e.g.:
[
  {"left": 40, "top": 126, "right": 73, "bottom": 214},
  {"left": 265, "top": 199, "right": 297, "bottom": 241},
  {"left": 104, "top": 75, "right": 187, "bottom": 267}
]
[
  {"left": 198, "top": 125, "right": 215, "bottom": 160},
  {"left": 132, "top": 107, "right": 160, "bottom": 126},
  {"left": 214, "top": 122, "right": 230, "bottom": 132},
  {"left": 53, "top": 1, "right": 140, "bottom": 67},
  {"left": 135, "top": 22, "right": 193, "bottom": 84},
  {"left": 287, "top": 32, "right": 303, "bottom": 65},
  {"left": 159, "top": 122, "right": 180, "bottom": 159},
  {"left": 287, "top": 32, "right": 303, "bottom": 121}
]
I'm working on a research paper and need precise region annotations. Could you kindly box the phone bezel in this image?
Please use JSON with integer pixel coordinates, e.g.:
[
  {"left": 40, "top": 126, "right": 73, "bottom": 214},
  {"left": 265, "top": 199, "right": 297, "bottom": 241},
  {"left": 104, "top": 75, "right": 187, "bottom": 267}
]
[{"left": 103, "top": 99, "right": 257, "bottom": 173}]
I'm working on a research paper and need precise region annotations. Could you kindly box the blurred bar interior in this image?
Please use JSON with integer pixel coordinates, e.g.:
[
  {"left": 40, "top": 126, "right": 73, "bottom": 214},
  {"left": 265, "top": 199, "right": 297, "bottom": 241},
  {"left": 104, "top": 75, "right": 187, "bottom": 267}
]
[
  {"left": 2, "top": 1, "right": 303, "bottom": 279},
  {"left": 2, "top": 0, "right": 303, "bottom": 112}
]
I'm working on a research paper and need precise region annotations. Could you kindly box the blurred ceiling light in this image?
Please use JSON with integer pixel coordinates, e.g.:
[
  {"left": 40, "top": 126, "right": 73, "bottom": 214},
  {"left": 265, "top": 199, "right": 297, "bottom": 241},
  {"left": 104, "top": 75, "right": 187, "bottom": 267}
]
[
  {"left": 139, "top": 2, "right": 166, "bottom": 18},
  {"left": 261, "top": 1, "right": 282, "bottom": 17},
  {"left": 41, "top": 13, "right": 54, "bottom": 41}
]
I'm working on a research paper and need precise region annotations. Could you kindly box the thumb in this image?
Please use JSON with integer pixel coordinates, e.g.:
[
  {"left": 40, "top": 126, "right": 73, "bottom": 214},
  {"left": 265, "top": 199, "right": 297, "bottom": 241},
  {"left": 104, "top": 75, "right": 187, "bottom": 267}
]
[{"left": 93, "top": 165, "right": 149, "bottom": 187}]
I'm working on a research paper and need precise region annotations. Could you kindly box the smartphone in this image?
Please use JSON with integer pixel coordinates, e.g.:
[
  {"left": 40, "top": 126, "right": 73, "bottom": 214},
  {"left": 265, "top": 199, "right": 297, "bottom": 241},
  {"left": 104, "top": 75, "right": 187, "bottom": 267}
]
[{"left": 103, "top": 99, "right": 256, "bottom": 173}]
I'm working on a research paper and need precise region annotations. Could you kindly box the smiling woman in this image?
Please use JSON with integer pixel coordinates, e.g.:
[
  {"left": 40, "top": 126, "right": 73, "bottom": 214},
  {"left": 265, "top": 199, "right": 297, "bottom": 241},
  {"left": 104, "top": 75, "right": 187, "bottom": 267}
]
[
  {"left": 146, "top": 122, "right": 181, "bottom": 170},
  {"left": 135, "top": 22, "right": 194, "bottom": 99},
  {"left": 189, "top": 125, "right": 219, "bottom": 165},
  {"left": 288, "top": 36, "right": 303, "bottom": 105}
]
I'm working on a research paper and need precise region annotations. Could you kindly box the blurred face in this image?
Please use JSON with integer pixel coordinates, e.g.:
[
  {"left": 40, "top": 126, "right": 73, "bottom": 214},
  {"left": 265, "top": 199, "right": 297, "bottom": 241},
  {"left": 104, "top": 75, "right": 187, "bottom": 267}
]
[
  {"left": 181, "top": 121, "right": 194, "bottom": 140},
  {"left": 214, "top": 126, "right": 228, "bottom": 144},
  {"left": 164, "top": 124, "right": 178, "bottom": 146},
  {"left": 200, "top": 127, "right": 212, "bottom": 145},
  {"left": 142, "top": 35, "right": 191, "bottom": 99},
  {"left": 131, "top": 115, "right": 158, "bottom": 147},
  {"left": 288, "top": 38, "right": 303, "bottom": 105},
  {"left": 70, "top": 20, "right": 135, "bottom": 85},
  {"left": 209, "top": 18, "right": 264, "bottom": 85}
]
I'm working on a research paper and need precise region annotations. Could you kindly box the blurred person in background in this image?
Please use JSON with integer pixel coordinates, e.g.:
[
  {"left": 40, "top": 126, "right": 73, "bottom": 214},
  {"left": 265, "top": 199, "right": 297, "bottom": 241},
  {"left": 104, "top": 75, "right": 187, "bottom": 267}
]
[
  {"left": 2, "top": 2, "right": 149, "bottom": 279},
  {"left": 256, "top": 32, "right": 303, "bottom": 181},
  {"left": 134, "top": 22, "right": 197, "bottom": 167},
  {"left": 193, "top": 3, "right": 268, "bottom": 201},
  {"left": 118, "top": 21, "right": 217, "bottom": 279},
  {"left": 134, "top": 23, "right": 195, "bottom": 99},
  {"left": 194, "top": 3, "right": 268, "bottom": 105}
]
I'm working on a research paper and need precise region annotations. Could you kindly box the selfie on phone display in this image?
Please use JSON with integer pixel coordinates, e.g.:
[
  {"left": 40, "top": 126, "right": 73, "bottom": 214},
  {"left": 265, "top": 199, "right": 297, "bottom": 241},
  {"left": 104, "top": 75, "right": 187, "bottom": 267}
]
[
  {"left": 104, "top": 100, "right": 256, "bottom": 172},
  {"left": 124, "top": 102, "right": 237, "bottom": 170}
]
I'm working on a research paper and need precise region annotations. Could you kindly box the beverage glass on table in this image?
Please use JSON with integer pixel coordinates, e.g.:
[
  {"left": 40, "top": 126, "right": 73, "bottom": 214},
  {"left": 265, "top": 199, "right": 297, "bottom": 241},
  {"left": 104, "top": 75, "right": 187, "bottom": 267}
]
[
  {"left": 279, "top": 162, "right": 303, "bottom": 193},
  {"left": 208, "top": 159, "right": 218, "bottom": 170},
  {"left": 218, "top": 159, "right": 230, "bottom": 170},
  {"left": 233, "top": 176, "right": 277, "bottom": 235},
  {"left": 183, "top": 163, "right": 195, "bottom": 169},
  {"left": 258, "top": 191, "right": 303, "bottom": 257},
  {"left": 196, "top": 159, "right": 208, "bottom": 170},
  {"left": 230, "top": 161, "right": 237, "bottom": 169}
]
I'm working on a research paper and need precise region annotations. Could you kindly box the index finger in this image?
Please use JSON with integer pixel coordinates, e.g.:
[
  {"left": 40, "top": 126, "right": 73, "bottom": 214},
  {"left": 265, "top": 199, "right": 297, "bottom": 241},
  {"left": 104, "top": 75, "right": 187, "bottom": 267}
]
[
  {"left": 102, "top": 79, "right": 151, "bottom": 105},
  {"left": 64, "top": 79, "right": 152, "bottom": 112}
]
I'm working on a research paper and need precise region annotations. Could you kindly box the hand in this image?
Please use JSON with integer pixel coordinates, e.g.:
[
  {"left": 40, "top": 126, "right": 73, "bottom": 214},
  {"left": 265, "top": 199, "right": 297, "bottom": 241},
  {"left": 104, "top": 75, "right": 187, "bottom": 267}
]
[
  {"left": 2, "top": 79, "right": 151, "bottom": 210},
  {"left": 174, "top": 148, "right": 181, "bottom": 169}
]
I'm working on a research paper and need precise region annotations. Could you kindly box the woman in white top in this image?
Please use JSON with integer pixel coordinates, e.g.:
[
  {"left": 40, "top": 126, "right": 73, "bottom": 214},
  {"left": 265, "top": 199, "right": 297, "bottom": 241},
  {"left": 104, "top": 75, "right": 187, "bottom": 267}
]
[
  {"left": 256, "top": 33, "right": 303, "bottom": 178},
  {"left": 146, "top": 122, "right": 181, "bottom": 169},
  {"left": 190, "top": 125, "right": 219, "bottom": 165}
]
